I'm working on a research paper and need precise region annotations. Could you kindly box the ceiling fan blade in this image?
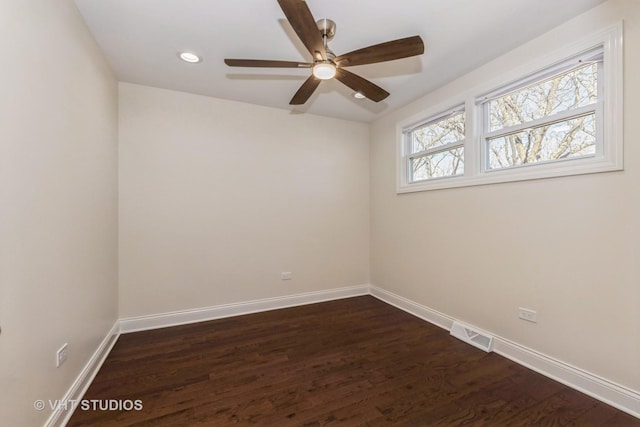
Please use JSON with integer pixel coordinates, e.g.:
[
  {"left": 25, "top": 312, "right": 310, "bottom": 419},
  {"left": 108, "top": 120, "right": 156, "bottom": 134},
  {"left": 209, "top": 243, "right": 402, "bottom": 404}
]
[
  {"left": 290, "top": 75, "right": 321, "bottom": 105},
  {"left": 334, "top": 35, "right": 424, "bottom": 67},
  {"left": 334, "top": 68, "right": 389, "bottom": 102},
  {"left": 277, "top": 0, "right": 327, "bottom": 61},
  {"left": 224, "top": 59, "right": 312, "bottom": 68}
]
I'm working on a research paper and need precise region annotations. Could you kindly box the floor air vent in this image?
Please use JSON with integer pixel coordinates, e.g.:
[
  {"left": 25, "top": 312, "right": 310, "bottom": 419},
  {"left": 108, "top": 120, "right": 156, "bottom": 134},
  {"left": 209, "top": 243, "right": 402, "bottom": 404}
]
[{"left": 450, "top": 321, "right": 494, "bottom": 352}]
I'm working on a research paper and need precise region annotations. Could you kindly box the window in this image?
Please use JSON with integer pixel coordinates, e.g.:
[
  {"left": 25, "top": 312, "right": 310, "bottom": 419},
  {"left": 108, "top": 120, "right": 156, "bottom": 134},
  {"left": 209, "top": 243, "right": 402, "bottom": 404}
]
[
  {"left": 396, "top": 23, "right": 623, "bottom": 193},
  {"left": 405, "top": 109, "right": 465, "bottom": 182},
  {"left": 481, "top": 49, "right": 602, "bottom": 172}
]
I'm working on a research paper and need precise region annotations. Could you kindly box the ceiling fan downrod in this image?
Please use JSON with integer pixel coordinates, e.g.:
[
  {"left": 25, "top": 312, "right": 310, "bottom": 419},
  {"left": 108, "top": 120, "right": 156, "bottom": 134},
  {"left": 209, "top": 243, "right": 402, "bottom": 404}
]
[{"left": 316, "top": 19, "right": 336, "bottom": 44}]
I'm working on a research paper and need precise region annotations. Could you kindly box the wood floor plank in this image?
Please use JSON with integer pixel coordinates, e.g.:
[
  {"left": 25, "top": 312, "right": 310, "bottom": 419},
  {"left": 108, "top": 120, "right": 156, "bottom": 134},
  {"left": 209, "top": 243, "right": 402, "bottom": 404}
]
[{"left": 68, "top": 296, "right": 639, "bottom": 426}]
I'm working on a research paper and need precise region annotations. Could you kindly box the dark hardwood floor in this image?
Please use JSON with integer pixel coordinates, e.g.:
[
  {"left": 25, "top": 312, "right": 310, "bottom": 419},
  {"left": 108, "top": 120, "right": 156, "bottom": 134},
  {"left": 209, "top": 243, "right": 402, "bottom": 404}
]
[{"left": 68, "top": 296, "right": 639, "bottom": 426}]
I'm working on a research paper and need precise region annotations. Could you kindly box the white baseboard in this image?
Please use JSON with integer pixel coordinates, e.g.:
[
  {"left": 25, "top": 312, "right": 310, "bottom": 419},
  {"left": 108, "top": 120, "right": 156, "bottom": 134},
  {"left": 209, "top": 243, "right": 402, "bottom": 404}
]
[
  {"left": 493, "top": 338, "right": 640, "bottom": 418},
  {"left": 44, "top": 321, "right": 120, "bottom": 427},
  {"left": 369, "top": 285, "right": 454, "bottom": 331},
  {"left": 119, "top": 285, "right": 370, "bottom": 333},
  {"left": 370, "top": 285, "right": 640, "bottom": 419}
]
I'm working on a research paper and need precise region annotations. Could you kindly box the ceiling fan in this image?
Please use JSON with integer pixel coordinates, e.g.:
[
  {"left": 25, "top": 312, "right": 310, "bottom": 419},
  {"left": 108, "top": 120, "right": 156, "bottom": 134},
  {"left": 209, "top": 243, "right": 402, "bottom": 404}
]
[{"left": 224, "top": 0, "right": 425, "bottom": 105}]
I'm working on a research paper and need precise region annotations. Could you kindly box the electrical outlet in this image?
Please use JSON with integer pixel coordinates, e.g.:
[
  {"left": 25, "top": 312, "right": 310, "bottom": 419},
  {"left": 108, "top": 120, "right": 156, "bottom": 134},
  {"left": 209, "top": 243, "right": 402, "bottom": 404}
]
[
  {"left": 56, "top": 343, "right": 68, "bottom": 368},
  {"left": 281, "top": 272, "right": 292, "bottom": 280},
  {"left": 518, "top": 308, "right": 537, "bottom": 323}
]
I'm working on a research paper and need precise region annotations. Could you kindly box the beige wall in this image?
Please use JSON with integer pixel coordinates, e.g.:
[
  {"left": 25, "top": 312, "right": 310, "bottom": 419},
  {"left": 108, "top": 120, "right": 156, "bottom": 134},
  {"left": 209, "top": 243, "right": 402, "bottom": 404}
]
[
  {"left": 118, "top": 83, "right": 370, "bottom": 318},
  {"left": 370, "top": 0, "right": 640, "bottom": 391},
  {"left": 0, "top": 1, "right": 119, "bottom": 426}
]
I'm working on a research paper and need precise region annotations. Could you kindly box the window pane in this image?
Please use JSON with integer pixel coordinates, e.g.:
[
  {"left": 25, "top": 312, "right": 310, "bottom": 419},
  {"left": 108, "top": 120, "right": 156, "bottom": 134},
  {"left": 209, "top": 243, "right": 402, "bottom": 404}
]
[
  {"left": 489, "top": 63, "right": 598, "bottom": 132},
  {"left": 487, "top": 114, "right": 596, "bottom": 170},
  {"left": 411, "top": 112, "right": 464, "bottom": 153},
  {"left": 412, "top": 147, "right": 464, "bottom": 180}
]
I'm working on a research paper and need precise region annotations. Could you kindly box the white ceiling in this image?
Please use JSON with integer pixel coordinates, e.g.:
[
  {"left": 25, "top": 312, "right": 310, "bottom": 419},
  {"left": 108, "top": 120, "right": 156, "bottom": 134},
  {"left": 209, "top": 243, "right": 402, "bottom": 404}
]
[{"left": 75, "top": 0, "right": 605, "bottom": 123}]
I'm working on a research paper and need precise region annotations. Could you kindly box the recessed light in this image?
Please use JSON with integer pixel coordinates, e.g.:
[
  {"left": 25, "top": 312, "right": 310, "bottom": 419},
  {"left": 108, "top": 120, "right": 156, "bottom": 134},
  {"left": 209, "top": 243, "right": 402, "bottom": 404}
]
[
  {"left": 353, "top": 92, "right": 366, "bottom": 99},
  {"left": 179, "top": 52, "right": 201, "bottom": 63}
]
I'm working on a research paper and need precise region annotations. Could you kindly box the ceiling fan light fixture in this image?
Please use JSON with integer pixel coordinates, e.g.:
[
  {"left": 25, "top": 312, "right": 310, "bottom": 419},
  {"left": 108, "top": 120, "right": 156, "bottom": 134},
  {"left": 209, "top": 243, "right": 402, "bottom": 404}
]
[
  {"left": 179, "top": 52, "right": 201, "bottom": 63},
  {"left": 312, "top": 62, "right": 336, "bottom": 80},
  {"left": 353, "top": 92, "right": 366, "bottom": 99}
]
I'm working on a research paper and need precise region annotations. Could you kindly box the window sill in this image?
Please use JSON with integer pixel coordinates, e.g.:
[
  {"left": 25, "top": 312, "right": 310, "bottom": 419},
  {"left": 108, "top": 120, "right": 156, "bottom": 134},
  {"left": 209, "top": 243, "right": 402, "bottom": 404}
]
[{"left": 397, "top": 156, "right": 622, "bottom": 194}]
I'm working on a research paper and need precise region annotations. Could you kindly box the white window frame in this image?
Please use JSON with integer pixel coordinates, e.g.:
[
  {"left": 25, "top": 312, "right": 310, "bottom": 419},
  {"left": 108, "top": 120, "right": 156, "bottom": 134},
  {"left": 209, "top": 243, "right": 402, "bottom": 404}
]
[
  {"left": 396, "top": 22, "right": 623, "bottom": 194},
  {"left": 479, "top": 47, "right": 603, "bottom": 174},
  {"left": 403, "top": 106, "right": 465, "bottom": 184}
]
